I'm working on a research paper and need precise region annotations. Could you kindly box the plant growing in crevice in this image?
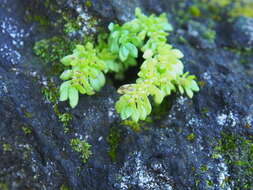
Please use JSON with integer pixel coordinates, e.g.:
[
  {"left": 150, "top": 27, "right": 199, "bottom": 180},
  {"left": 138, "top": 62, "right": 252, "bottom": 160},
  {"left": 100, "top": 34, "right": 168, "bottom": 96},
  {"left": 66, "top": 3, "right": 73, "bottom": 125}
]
[{"left": 59, "top": 8, "right": 199, "bottom": 122}]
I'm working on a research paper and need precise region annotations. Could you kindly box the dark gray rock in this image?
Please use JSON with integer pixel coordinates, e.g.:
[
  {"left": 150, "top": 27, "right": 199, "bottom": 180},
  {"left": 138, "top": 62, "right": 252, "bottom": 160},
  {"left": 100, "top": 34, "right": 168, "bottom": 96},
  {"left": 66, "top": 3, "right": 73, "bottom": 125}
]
[
  {"left": 1, "top": 0, "right": 253, "bottom": 190},
  {"left": 186, "top": 20, "right": 216, "bottom": 49},
  {"left": 231, "top": 16, "right": 253, "bottom": 49}
]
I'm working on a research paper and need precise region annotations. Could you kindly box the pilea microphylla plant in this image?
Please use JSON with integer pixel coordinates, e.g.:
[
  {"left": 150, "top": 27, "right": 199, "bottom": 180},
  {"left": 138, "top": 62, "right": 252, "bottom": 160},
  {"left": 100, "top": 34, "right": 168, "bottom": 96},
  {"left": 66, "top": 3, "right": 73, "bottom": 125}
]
[{"left": 59, "top": 8, "right": 199, "bottom": 122}]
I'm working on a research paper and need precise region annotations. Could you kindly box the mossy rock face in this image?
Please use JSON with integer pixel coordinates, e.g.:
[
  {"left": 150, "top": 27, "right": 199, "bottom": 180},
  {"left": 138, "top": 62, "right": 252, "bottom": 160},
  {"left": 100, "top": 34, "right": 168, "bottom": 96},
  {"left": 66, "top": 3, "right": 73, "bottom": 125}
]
[
  {"left": 231, "top": 17, "right": 253, "bottom": 50},
  {"left": 213, "top": 133, "right": 253, "bottom": 189},
  {"left": 1, "top": 0, "right": 253, "bottom": 189}
]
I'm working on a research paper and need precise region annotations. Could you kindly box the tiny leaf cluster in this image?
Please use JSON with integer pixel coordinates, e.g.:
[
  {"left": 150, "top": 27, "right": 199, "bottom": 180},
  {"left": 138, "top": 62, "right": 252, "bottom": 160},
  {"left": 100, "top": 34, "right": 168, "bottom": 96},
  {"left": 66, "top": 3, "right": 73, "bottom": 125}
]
[{"left": 59, "top": 8, "right": 199, "bottom": 122}]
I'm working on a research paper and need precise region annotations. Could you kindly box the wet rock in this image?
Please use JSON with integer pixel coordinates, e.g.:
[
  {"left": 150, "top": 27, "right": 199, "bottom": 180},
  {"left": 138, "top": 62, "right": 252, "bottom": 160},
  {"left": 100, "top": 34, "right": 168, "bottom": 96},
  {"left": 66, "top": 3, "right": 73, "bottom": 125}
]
[
  {"left": 187, "top": 20, "right": 216, "bottom": 49},
  {"left": 231, "top": 16, "right": 253, "bottom": 49}
]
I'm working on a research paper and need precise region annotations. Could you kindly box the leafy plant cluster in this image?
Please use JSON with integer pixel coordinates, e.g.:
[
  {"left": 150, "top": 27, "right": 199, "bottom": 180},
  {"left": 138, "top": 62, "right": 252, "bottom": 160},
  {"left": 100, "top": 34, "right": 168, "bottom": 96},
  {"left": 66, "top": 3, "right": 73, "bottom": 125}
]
[{"left": 59, "top": 8, "right": 199, "bottom": 122}]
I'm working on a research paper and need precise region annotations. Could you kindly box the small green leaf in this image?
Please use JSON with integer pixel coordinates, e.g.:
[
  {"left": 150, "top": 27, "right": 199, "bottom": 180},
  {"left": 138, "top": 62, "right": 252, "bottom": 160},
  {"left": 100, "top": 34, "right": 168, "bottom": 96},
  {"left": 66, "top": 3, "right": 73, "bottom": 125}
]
[
  {"left": 172, "top": 49, "right": 184, "bottom": 58},
  {"left": 135, "top": 7, "right": 142, "bottom": 17},
  {"left": 163, "top": 23, "right": 173, "bottom": 31},
  {"left": 111, "top": 31, "right": 120, "bottom": 40},
  {"left": 68, "top": 87, "right": 79, "bottom": 108},
  {"left": 60, "top": 87, "right": 69, "bottom": 101},
  {"left": 119, "top": 45, "right": 129, "bottom": 61},
  {"left": 126, "top": 43, "right": 138, "bottom": 58},
  {"left": 178, "top": 85, "right": 184, "bottom": 94},
  {"left": 75, "top": 84, "right": 86, "bottom": 94},
  {"left": 89, "top": 71, "right": 105, "bottom": 91},
  {"left": 131, "top": 105, "right": 140, "bottom": 122},
  {"left": 143, "top": 49, "right": 153, "bottom": 59},
  {"left": 90, "top": 78, "right": 101, "bottom": 91},
  {"left": 60, "top": 70, "right": 72, "bottom": 80},
  {"left": 115, "top": 98, "right": 126, "bottom": 113},
  {"left": 190, "top": 81, "right": 200, "bottom": 91},
  {"left": 124, "top": 57, "right": 137, "bottom": 67},
  {"left": 76, "top": 44, "right": 86, "bottom": 52},
  {"left": 110, "top": 38, "right": 119, "bottom": 53},
  {"left": 97, "top": 71, "right": 106, "bottom": 87},
  {"left": 138, "top": 104, "right": 147, "bottom": 120},
  {"left": 186, "top": 88, "right": 193, "bottom": 98},
  {"left": 61, "top": 55, "right": 76, "bottom": 66},
  {"left": 60, "top": 81, "right": 71, "bottom": 92},
  {"left": 143, "top": 96, "right": 152, "bottom": 115},
  {"left": 138, "top": 31, "right": 146, "bottom": 40},
  {"left": 121, "top": 106, "right": 132, "bottom": 120},
  {"left": 154, "top": 89, "right": 165, "bottom": 104},
  {"left": 108, "top": 23, "right": 114, "bottom": 31}
]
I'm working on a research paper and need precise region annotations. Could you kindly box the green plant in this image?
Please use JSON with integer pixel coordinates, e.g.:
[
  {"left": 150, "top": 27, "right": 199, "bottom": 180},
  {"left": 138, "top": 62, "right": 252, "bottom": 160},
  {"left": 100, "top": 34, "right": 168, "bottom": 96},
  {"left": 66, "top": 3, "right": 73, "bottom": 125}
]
[
  {"left": 70, "top": 138, "right": 92, "bottom": 163},
  {"left": 59, "top": 8, "right": 199, "bottom": 122}
]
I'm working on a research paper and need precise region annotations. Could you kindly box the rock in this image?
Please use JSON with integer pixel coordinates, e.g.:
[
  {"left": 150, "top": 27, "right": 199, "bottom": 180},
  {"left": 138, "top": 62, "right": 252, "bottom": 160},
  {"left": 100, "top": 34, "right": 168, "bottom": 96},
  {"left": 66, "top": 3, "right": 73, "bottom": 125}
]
[
  {"left": 1, "top": 0, "right": 253, "bottom": 190},
  {"left": 231, "top": 16, "right": 253, "bottom": 49},
  {"left": 187, "top": 20, "right": 216, "bottom": 49}
]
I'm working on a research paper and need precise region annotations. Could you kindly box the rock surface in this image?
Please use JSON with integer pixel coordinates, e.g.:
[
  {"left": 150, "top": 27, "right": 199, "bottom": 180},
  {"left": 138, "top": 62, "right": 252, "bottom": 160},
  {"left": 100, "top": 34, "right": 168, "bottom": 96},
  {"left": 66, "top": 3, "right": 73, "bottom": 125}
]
[
  {"left": 0, "top": 0, "right": 253, "bottom": 190},
  {"left": 231, "top": 16, "right": 253, "bottom": 49}
]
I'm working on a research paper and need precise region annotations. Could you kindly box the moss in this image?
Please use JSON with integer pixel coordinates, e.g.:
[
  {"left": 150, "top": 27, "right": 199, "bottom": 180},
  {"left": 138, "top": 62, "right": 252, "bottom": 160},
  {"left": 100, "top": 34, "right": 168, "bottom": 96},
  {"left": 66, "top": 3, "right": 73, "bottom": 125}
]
[
  {"left": 178, "top": 36, "right": 188, "bottom": 44},
  {"left": 22, "top": 126, "right": 32, "bottom": 135},
  {"left": 201, "top": 107, "right": 209, "bottom": 117},
  {"left": 201, "top": 107, "right": 209, "bottom": 114},
  {"left": 198, "top": 80, "right": 206, "bottom": 88},
  {"left": 2, "top": 143, "right": 12, "bottom": 152},
  {"left": 64, "top": 21, "right": 81, "bottom": 35},
  {"left": 41, "top": 81, "right": 73, "bottom": 127},
  {"left": 203, "top": 0, "right": 231, "bottom": 7},
  {"left": 24, "top": 111, "right": 33, "bottom": 118},
  {"left": 24, "top": 0, "right": 51, "bottom": 29},
  {"left": 70, "top": 138, "right": 92, "bottom": 163},
  {"left": 202, "top": 0, "right": 253, "bottom": 18},
  {"left": 41, "top": 81, "right": 59, "bottom": 104},
  {"left": 224, "top": 46, "right": 253, "bottom": 56},
  {"left": 53, "top": 104, "right": 73, "bottom": 127},
  {"left": 213, "top": 132, "right": 253, "bottom": 189},
  {"left": 63, "top": 127, "right": 70, "bottom": 134},
  {"left": 60, "top": 184, "right": 69, "bottom": 190},
  {"left": 23, "top": 150, "right": 30, "bottom": 160},
  {"left": 0, "top": 183, "right": 8, "bottom": 190},
  {"left": 186, "top": 133, "right": 195, "bottom": 142},
  {"left": 33, "top": 36, "right": 76, "bottom": 65},
  {"left": 85, "top": 0, "right": 92, "bottom": 8},
  {"left": 121, "top": 120, "right": 142, "bottom": 132},
  {"left": 202, "top": 29, "right": 216, "bottom": 41},
  {"left": 25, "top": 14, "right": 50, "bottom": 28},
  {"left": 106, "top": 126, "right": 123, "bottom": 162},
  {"left": 206, "top": 179, "right": 214, "bottom": 187},
  {"left": 189, "top": 5, "right": 201, "bottom": 17},
  {"left": 230, "top": 2, "right": 253, "bottom": 18},
  {"left": 58, "top": 113, "right": 72, "bottom": 127},
  {"left": 200, "top": 165, "right": 208, "bottom": 172}
]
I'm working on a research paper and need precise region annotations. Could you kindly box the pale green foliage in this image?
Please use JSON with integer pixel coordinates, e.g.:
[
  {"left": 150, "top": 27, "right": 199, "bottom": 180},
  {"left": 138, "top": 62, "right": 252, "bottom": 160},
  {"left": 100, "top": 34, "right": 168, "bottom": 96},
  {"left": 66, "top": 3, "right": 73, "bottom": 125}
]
[
  {"left": 70, "top": 138, "right": 92, "bottom": 163},
  {"left": 59, "top": 8, "right": 199, "bottom": 121},
  {"left": 115, "top": 9, "right": 199, "bottom": 122},
  {"left": 59, "top": 43, "right": 108, "bottom": 108}
]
